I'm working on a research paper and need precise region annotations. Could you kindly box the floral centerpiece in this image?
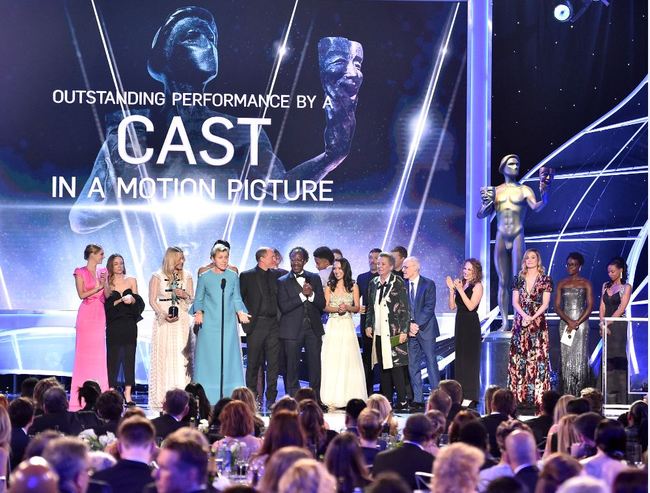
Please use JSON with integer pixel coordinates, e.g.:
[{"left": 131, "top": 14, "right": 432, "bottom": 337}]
[{"left": 79, "top": 429, "right": 117, "bottom": 451}]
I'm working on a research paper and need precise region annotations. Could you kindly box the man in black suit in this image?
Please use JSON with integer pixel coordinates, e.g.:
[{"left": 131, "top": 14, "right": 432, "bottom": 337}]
[
  {"left": 277, "top": 246, "right": 326, "bottom": 402},
  {"left": 373, "top": 414, "right": 434, "bottom": 490},
  {"left": 9, "top": 397, "right": 34, "bottom": 469},
  {"left": 506, "top": 430, "right": 539, "bottom": 493},
  {"left": 481, "top": 389, "right": 515, "bottom": 458},
  {"left": 240, "top": 246, "right": 282, "bottom": 404},
  {"left": 93, "top": 416, "right": 156, "bottom": 493},
  {"left": 151, "top": 389, "right": 190, "bottom": 440},
  {"left": 29, "top": 387, "right": 82, "bottom": 436},
  {"left": 526, "top": 390, "right": 560, "bottom": 446},
  {"left": 149, "top": 430, "right": 211, "bottom": 493},
  {"left": 440, "top": 379, "right": 466, "bottom": 422},
  {"left": 357, "top": 247, "right": 381, "bottom": 396}
]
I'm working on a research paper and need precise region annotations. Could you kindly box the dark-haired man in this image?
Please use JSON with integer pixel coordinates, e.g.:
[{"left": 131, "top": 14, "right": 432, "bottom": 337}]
[
  {"left": 93, "top": 417, "right": 156, "bottom": 493},
  {"left": 151, "top": 389, "right": 190, "bottom": 440},
  {"left": 481, "top": 389, "right": 515, "bottom": 458},
  {"left": 150, "top": 430, "right": 210, "bottom": 493},
  {"left": 313, "top": 246, "right": 335, "bottom": 287},
  {"left": 9, "top": 397, "right": 34, "bottom": 468},
  {"left": 278, "top": 247, "right": 326, "bottom": 404}
]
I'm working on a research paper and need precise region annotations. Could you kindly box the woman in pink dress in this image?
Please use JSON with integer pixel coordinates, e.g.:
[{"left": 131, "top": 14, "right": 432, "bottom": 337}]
[{"left": 70, "top": 244, "right": 109, "bottom": 410}]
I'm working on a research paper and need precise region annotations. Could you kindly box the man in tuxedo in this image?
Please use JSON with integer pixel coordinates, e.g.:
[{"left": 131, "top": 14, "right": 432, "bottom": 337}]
[
  {"left": 151, "top": 389, "right": 189, "bottom": 441},
  {"left": 481, "top": 389, "right": 515, "bottom": 458},
  {"left": 391, "top": 246, "right": 408, "bottom": 278},
  {"left": 29, "top": 387, "right": 82, "bottom": 436},
  {"left": 403, "top": 257, "right": 439, "bottom": 410},
  {"left": 149, "top": 430, "right": 210, "bottom": 493},
  {"left": 9, "top": 397, "right": 34, "bottom": 469},
  {"left": 373, "top": 414, "right": 434, "bottom": 490},
  {"left": 93, "top": 416, "right": 156, "bottom": 493},
  {"left": 240, "top": 247, "right": 282, "bottom": 405},
  {"left": 277, "top": 247, "right": 326, "bottom": 403},
  {"left": 440, "top": 379, "right": 466, "bottom": 422},
  {"left": 506, "top": 430, "right": 539, "bottom": 493},
  {"left": 526, "top": 390, "right": 560, "bottom": 446},
  {"left": 357, "top": 247, "right": 381, "bottom": 396}
]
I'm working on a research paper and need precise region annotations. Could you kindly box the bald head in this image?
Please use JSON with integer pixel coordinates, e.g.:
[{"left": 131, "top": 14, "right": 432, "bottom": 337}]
[
  {"left": 505, "top": 430, "right": 537, "bottom": 468},
  {"left": 9, "top": 456, "right": 59, "bottom": 493}
]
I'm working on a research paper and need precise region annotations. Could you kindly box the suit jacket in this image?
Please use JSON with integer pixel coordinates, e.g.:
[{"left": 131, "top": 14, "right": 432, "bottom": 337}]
[
  {"left": 365, "top": 273, "right": 410, "bottom": 367},
  {"left": 277, "top": 270, "right": 326, "bottom": 339},
  {"left": 28, "top": 411, "right": 82, "bottom": 436},
  {"left": 87, "top": 480, "right": 113, "bottom": 493},
  {"left": 373, "top": 442, "right": 434, "bottom": 491},
  {"left": 527, "top": 414, "right": 553, "bottom": 446},
  {"left": 239, "top": 266, "right": 282, "bottom": 334},
  {"left": 151, "top": 414, "right": 184, "bottom": 440},
  {"left": 405, "top": 275, "right": 439, "bottom": 340},
  {"left": 93, "top": 459, "right": 154, "bottom": 493},
  {"left": 481, "top": 413, "right": 510, "bottom": 458},
  {"left": 10, "top": 427, "right": 29, "bottom": 469},
  {"left": 515, "top": 465, "right": 539, "bottom": 493}
]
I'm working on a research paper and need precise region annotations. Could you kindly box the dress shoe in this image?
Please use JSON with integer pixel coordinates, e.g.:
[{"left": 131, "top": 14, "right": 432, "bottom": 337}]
[
  {"left": 394, "top": 401, "right": 410, "bottom": 412},
  {"left": 409, "top": 401, "right": 425, "bottom": 412}
]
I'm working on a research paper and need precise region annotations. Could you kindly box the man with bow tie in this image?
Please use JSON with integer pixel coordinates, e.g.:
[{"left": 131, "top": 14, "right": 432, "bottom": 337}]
[
  {"left": 402, "top": 256, "right": 440, "bottom": 411},
  {"left": 277, "top": 247, "right": 326, "bottom": 405}
]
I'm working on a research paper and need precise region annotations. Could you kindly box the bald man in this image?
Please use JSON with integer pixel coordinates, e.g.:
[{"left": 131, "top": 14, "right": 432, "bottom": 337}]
[
  {"left": 9, "top": 457, "right": 59, "bottom": 493},
  {"left": 505, "top": 430, "right": 539, "bottom": 493}
]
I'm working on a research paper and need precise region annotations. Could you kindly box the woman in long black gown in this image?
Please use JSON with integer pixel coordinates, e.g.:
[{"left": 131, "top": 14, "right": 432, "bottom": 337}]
[
  {"left": 446, "top": 258, "right": 484, "bottom": 401},
  {"left": 104, "top": 254, "right": 144, "bottom": 405},
  {"left": 599, "top": 256, "right": 632, "bottom": 404}
]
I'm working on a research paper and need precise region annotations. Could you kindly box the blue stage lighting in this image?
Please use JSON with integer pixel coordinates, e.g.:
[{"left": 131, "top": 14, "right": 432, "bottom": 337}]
[{"left": 554, "top": 1, "right": 573, "bottom": 22}]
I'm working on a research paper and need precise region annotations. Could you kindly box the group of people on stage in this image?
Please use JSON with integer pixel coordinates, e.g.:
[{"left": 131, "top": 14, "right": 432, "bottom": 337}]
[{"left": 70, "top": 240, "right": 632, "bottom": 414}]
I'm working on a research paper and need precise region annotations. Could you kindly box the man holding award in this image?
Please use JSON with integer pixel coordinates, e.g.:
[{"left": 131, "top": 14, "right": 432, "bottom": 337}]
[{"left": 365, "top": 252, "right": 410, "bottom": 410}]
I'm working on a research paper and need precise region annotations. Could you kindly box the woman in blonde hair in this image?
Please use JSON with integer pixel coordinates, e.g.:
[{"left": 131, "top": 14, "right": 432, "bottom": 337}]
[
  {"left": 366, "top": 394, "right": 398, "bottom": 436},
  {"left": 431, "top": 442, "right": 484, "bottom": 493},
  {"left": 543, "top": 394, "right": 574, "bottom": 456},
  {"left": 277, "top": 458, "right": 337, "bottom": 493},
  {"left": 71, "top": 244, "right": 109, "bottom": 410},
  {"left": 148, "top": 247, "right": 194, "bottom": 411},
  {"left": 507, "top": 248, "right": 553, "bottom": 411},
  {"left": 556, "top": 414, "right": 581, "bottom": 455}
]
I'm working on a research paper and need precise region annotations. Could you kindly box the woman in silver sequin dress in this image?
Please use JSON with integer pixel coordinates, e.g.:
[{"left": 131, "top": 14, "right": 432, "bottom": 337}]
[{"left": 555, "top": 252, "right": 593, "bottom": 396}]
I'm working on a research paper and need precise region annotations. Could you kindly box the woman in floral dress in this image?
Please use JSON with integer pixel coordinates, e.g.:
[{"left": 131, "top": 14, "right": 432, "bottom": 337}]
[{"left": 508, "top": 249, "right": 553, "bottom": 410}]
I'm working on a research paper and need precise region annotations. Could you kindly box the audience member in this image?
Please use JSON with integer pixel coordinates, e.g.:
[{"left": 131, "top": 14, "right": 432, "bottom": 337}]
[
  {"left": 8, "top": 456, "right": 59, "bottom": 493},
  {"left": 42, "top": 436, "right": 110, "bottom": 493},
  {"left": 544, "top": 394, "right": 574, "bottom": 456},
  {"left": 184, "top": 383, "right": 211, "bottom": 421},
  {"left": 32, "top": 377, "right": 62, "bottom": 416},
  {"left": 449, "top": 410, "right": 480, "bottom": 444},
  {"left": 485, "top": 476, "right": 527, "bottom": 493},
  {"left": 277, "top": 458, "right": 336, "bottom": 493},
  {"left": 152, "top": 389, "right": 189, "bottom": 440},
  {"left": 505, "top": 430, "right": 539, "bottom": 493},
  {"left": 431, "top": 442, "right": 484, "bottom": 493},
  {"left": 580, "top": 419, "right": 628, "bottom": 488},
  {"left": 572, "top": 412, "right": 601, "bottom": 459},
  {"left": 149, "top": 429, "right": 209, "bottom": 493},
  {"left": 366, "top": 394, "right": 398, "bottom": 436},
  {"left": 373, "top": 414, "right": 434, "bottom": 490},
  {"left": 208, "top": 397, "right": 233, "bottom": 441},
  {"left": 625, "top": 400, "right": 648, "bottom": 460},
  {"left": 344, "top": 399, "right": 366, "bottom": 436},
  {"left": 478, "top": 420, "right": 532, "bottom": 492},
  {"left": 557, "top": 476, "right": 608, "bottom": 493},
  {"left": 77, "top": 381, "right": 102, "bottom": 412},
  {"left": 94, "top": 390, "right": 124, "bottom": 435},
  {"left": 526, "top": 390, "right": 560, "bottom": 446},
  {"left": 231, "top": 387, "right": 265, "bottom": 437},
  {"left": 88, "top": 451, "right": 117, "bottom": 474},
  {"left": 566, "top": 398, "right": 590, "bottom": 416},
  {"left": 365, "top": 471, "right": 411, "bottom": 493},
  {"left": 298, "top": 400, "right": 337, "bottom": 458},
  {"left": 357, "top": 408, "right": 385, "bottom": 466},
  {"left": 536, "top": 453, "right": 582, "bottom": 493},
  {"left": 29, "top": 387, "right": 82, "bottom": 436},
  {"left": 257, "top": 446, "right": 311, "bottom": 493},
  {"left": 92, "top": 416, "right": 156, "bottom": 493},
  {"left": 481, "top": 389, "right": 515, "bottom": 458},
  {"left": 294, "top": 387, "right": 318, "bottom": 404},
  {"left": 458, "top": 420, "right": 498, "bottom": 469},
  {"left": 324, "top": 432, "right": 371, "bottom": 493},
  {"left": 8, "top": 397, "right": 34, "bottom": 469},
  {"left": 579, "top": 388, "right": 604, "bottom": 416},
  {"left": 24, "top": 430, "right": 62, "bottom": 459},
  {"left": 251, "top": 411, "right": 304, "bottom": 467},
  {"left": 427, "top": 389, "right": 453, "bottom": 417},
  {"left": 212, "top": 401, "right": 262, "bottom": 458},
  {"left": 20, "top": 377, "right": 39, "bottom": 400},
  {"left": 440, "top": 379, "right": 465, "bottom": 421},
  {"left": 555, "top": 414, "right": 580, "bottom": 456},
  {"left": 612, "top": 469, "right": 648, "bottom": 493},
  {"left": 483, "top": 385, "right": 502, "bottom": 415},
  {"left": 270, "top": 396, "right": 298, "bottom": 416},
  {"left": 424, "top": 409, "right": 447, "bottom": 457}
]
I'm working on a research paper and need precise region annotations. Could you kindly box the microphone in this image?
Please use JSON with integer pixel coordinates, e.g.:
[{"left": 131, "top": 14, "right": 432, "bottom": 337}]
[{"left": 221, "top": 278, "right": 227, "bottom": 290}]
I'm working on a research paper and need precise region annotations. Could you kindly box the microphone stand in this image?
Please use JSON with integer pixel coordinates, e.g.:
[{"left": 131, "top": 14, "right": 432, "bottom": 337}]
[{"left": 220, "top": 278, "right": 226, "bottom": 400}]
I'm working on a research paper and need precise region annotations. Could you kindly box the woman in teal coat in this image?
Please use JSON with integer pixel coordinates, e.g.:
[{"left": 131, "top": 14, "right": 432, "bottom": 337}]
[{"left": 193, "top": 243, "right": 250, "bottom": 403}]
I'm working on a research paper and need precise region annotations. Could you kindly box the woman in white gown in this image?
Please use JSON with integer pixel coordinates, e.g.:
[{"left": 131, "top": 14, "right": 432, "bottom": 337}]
[
  {"left": 321, "top": 258, "right": 368, "bottom": 408},
  {"left": 148, "top": 247, "right": 194, "bottom": 411}
]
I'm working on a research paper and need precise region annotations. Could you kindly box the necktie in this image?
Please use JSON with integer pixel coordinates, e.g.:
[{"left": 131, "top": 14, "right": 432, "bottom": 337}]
[{"left": 409, "top": 282, "right": 415, "bottom": 318}]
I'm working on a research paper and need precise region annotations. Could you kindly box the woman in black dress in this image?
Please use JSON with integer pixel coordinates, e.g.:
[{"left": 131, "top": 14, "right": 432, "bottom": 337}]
[
  {"left": 104, "top": 254, "right": 144, "bottom": 405},
  {"left": 599, "top": 256, "right": 632, "bottom": 404},
  {"left": 446, "top": 258, "right": 484, "bottom": 401}
]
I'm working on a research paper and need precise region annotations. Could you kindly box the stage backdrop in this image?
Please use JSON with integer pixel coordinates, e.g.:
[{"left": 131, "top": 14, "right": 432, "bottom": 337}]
[{"left": 0, "top": 0, "right": 468, "bottom": 311}]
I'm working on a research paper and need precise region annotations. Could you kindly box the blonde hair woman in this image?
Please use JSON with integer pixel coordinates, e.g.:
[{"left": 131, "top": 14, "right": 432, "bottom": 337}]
[
  {"left": 431, "top": 442, "right": 484, "bottom": 493},
  {"left": 556, "top": 414, "right": 581, "bottom": 455},
  {"left": 366, "top": 394, "right": 398, "bottom": 436},
  {"left": 148, "top": 247, "right": 194, "bottom": 411},
  {"left": 507, "top": 248, "right": 553, "bottom": 411},
  {"left": 544, "top": 394, "right": 575, "bottom": 457},
  {"left": 278, "top": 458, "right": 336, "bottom": 493}
]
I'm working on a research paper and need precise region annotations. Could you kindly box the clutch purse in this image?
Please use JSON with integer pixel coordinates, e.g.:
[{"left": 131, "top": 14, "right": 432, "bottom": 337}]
[{"left": 390, "top": 335, "right": 402, "bottom": 348}]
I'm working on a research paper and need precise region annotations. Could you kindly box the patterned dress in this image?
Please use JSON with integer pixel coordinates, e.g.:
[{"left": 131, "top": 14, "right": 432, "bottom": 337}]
[{"left": 507, "top": 274, "right": 553, "bottom": 409}]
